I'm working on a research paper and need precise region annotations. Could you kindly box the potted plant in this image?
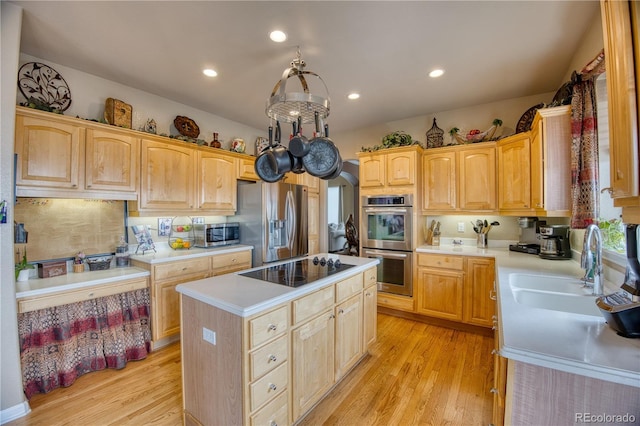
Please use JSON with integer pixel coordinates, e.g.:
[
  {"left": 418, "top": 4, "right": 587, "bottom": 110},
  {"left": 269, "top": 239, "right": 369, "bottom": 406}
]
[{"left": 15, "top": 250, "right": 34, "bottom": 281}]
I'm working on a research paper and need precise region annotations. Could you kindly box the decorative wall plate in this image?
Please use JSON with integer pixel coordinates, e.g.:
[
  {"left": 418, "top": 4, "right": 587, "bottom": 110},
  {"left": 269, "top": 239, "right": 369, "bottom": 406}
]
[
  {"left": 516, "top": 103, "right": 544, "bottom": 133},
  {"left": 18, "top": 62, "right": 72, "bottom": 111}
]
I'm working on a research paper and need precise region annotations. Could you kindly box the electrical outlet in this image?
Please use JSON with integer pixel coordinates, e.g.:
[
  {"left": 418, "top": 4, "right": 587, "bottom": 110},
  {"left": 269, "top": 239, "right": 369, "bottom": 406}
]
[
  {"left": 192, "top": 217, "right": 205, "bottom": 224},
  {"left": 457, "top": 222, "right": 465, "bottom": 232},
  {"left": 203, "top": 327, "right": 216, "bottom": 345}
]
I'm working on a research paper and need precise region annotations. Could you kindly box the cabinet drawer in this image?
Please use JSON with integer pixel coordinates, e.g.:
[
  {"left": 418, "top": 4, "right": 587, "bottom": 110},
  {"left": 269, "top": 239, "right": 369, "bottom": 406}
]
[
  {"left": 250, "top": 388, "right": 288, "bottom": 426},
  {"left": 292, "top": 286, "right": 335, "bottom": 325},
  {"left": 250, "top": 362, "right": 288, "bottom": 412},
  {"left": 335, "top": 273, "right": 363, "bottom": 303},
  {"left": 250, "top": 334, "right": 288, "bottom": 380},
  {"left": 18, "top": 277, "right": 148, "bottom": 313},
  {"left": 364, "top": 267, "right": 377, "bottom": 287},
  {"left": 211, "top": 250, "right": 252, "bottom": 273},
  {"left": 418, "top": 254, "right": 464, "bottom": 270},
  {"left": 249, "top": 306, "right": 288, "bottom": 349},
  {"left": 153, "top": 257, "right": 210, "bottom": 281}
]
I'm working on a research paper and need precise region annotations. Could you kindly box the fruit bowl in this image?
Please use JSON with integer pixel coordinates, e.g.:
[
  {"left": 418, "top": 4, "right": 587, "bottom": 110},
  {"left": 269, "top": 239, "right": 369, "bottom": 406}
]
[{"left": 168, "top": 217, "right": 195, "bottom": 250}]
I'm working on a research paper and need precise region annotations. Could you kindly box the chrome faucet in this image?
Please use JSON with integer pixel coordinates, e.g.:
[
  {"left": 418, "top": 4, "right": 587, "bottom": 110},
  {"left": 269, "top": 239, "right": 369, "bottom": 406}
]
[{"left": 580, "top": 224, "right": 604, "bottom": 296}]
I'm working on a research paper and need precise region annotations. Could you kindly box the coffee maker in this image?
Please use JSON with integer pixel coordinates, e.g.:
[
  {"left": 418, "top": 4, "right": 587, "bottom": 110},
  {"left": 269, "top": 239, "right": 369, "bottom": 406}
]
[
  {"left": 539, "top": 224, "right": 572, "bottom": 260},
  {"left": 508, "top": 217, "right": 541, "bottom": 254},
  {"left": 596, "top": 224, "right": 640, "bottom": 338}
]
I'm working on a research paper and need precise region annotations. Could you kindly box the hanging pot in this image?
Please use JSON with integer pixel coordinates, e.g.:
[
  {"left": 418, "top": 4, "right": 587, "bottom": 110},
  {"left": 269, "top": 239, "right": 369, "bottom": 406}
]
[
  {"left": 255, "top": 126, "right": 284, "bottom": 182},
  {"left": 324, "top": 151, "right": 343, "bottom": 180},
  {"left": 302, "top": 119, "right": 340, "bottom": 178},
  {"left": 290, "top": 121, "right": 305, "bottom": 174},
  {"left": 289, "top": 116, "right": 310, "bottom": 158},
  {"left": 267, "top": 121, "right": 292, "bottom": 174}
]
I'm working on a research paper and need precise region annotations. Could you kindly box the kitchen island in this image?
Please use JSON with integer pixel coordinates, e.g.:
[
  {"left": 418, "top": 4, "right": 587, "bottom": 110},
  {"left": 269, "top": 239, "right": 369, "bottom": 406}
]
[
  {"left": 176, "top": 254, "right": 379, "bottom": 426},
  {"left": 417, "top": 242, "right": 640, "bottom": 425}
]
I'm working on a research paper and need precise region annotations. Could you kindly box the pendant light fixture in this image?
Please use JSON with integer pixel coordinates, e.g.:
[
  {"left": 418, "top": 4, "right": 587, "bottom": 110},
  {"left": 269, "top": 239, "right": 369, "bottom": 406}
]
[{"left": 266, "top": 47, "right": 330, "bottom": 125}]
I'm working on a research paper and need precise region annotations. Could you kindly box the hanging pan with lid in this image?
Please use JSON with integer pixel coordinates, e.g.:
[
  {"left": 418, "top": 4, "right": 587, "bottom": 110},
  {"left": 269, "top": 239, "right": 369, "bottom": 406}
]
[
  {"left": 254, "top": 125, "right": 284, "bottom": 182},
  {"left": 302, "top": 112, "right": 340, "bottom": 179}
]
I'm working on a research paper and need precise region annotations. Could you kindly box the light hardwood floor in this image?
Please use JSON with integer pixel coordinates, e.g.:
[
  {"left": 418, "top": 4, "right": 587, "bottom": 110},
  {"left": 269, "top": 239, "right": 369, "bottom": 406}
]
[{"left": 8, "top": 313, "right": 493, "bottom": 426}]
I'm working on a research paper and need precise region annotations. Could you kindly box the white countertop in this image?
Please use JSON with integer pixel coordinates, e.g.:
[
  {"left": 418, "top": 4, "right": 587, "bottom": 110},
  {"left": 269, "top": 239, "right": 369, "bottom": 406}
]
[
  {"left": 16, "top": 245, "right": 254, "bottom": 298},
  {"left": 129, "top": 244, "right": 253, "bottom": 264},
  {"left": 16, "top": 267, "right": 150, "bottom": 299},
  {"left": 417, "top": 243, "right": 640, "bottom": 388},
  {"left": 176, "top": 254, "right": 379, "bottom": 318}
]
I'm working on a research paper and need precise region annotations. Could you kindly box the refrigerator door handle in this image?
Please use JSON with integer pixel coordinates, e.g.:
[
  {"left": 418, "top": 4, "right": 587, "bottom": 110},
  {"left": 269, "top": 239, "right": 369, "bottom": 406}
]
[{"left": 285, "top": 190, "right": 296, "bottom": 251}]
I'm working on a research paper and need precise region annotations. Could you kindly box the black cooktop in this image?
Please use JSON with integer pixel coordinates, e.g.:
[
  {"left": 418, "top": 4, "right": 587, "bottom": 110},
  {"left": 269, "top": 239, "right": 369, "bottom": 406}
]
[{"left": 240, "top": 258, "right": 355, "bottom": 287}]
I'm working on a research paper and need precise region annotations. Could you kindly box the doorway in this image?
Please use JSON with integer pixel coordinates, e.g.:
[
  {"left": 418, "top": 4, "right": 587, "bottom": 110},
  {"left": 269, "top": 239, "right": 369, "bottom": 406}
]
[{"left": 327, "top": 161, "right": 359, "bottom": 253}]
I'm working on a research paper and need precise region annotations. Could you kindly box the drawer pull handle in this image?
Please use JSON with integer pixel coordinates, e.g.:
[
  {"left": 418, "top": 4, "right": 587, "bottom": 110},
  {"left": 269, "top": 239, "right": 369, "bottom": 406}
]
[
  {"left": 88, "top": 292, "right": 94, "bottom": 297},
  {"left": 490, "top": 387, "right": 498, "bottom": 394},
  {"left": 182, "top": 267, "right": 188, "bottom": 271},
  {"left": 489, "top": 290, "right": 497, "bottom": 301},
  {"left": 270, "top": 421, "right": 278, "bottom": 426},
  {"left": 268, "top": 383, "right": 277, "bottom": 391},
  {"left": 329, "top": 314, "right": 335, "bottom": 319},
  {"left": 338, "top": 308, "right": 344, "bottom": 314},
  {"left": 231, "top": 258, "right": 237, "bottom": 262},
  {"left": 491, "top": 349, "right": 498, "bottom": 355},
  {"left": 268, "top": 354, "right": 277, "bottom": 362},
  {"left": 365, "top": 292, "right": 372, "bottom": 297},
  {"left": 268, "top": 324, "right": 277, "bottom": 331}
]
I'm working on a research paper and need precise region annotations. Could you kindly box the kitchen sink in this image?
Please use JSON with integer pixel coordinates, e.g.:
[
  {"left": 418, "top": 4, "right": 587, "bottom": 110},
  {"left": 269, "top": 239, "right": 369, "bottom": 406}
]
[{"left": 508, "top": 273, "right": 602, "bottom": 317}]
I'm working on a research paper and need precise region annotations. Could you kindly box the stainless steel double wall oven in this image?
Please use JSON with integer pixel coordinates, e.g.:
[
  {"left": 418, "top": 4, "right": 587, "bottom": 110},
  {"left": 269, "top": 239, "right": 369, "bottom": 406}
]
[{"left": 361, "top": 194, "right": 413, "bottom": 296}]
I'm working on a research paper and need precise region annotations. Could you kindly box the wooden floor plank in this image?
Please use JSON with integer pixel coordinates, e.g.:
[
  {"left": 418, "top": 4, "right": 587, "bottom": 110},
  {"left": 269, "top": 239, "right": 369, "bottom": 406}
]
[{"left": 8, "top": 313, "right": 493, "bottom": 426}]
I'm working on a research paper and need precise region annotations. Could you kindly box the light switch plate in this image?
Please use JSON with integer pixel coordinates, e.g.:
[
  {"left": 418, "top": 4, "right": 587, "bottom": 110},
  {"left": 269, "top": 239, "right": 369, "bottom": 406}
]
[
  {"left": 203, "top": 327, "right": 216, "bottom": 345},
  {"left": 457, "top": 222, "right": 465, "bottom": 232}
]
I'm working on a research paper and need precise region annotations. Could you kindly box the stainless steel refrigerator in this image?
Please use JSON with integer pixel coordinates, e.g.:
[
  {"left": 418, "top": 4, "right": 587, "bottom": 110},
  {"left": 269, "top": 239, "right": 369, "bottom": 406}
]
[{"left": 236, "top": 181, "right": 308, "bottom": 266}]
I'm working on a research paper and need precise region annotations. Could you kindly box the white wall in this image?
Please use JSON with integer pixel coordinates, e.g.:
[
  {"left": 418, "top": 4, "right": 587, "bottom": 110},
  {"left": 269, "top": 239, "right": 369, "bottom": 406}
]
[
  {"left": 1, "top": 3, "right": 31, "bottom": 423},
  {"left": 17, "top": 54, "right": 265, "bottom": 154}
]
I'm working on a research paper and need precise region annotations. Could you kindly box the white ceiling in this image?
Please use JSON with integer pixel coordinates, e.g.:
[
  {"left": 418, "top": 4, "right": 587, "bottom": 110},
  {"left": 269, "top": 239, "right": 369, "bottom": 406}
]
[{"left": 12, "top": 1, "right": 599, "bottom": 134}]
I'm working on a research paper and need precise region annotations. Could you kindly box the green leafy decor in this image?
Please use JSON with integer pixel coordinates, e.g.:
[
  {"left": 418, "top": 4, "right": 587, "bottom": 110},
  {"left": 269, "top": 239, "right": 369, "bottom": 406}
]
[
  {"left": 361, "top": 131, "right": 419, "bottom": 152},
  {"left": 598, "top": 217, "right": 626, "bottom": 253},
  {"left": 15, "top": 250, "right": 34, "bottom": 279}
]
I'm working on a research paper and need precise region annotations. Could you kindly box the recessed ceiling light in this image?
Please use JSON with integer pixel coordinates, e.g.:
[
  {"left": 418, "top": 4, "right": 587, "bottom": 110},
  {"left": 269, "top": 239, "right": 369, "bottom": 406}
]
[
  {"left": 347, "top": 93, "right": 360, "bottom": 100},
  {"left": 203, "top": 68, "right": 218, "bottom": 77},
  {"left": 270, "top": 30, "right": 287, "bottom": 42},
  {"left": 429, "top": 69, "right": 444, "bottom": 78}
]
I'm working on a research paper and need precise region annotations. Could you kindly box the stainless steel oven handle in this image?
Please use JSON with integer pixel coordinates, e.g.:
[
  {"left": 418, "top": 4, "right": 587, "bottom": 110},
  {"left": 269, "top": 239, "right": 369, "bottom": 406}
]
[
  {"left": 364, "top": 207, "right": 409, "bottom": 214},
  {"left": 363, "top": 249, "right": 409, "bottom": 259}
]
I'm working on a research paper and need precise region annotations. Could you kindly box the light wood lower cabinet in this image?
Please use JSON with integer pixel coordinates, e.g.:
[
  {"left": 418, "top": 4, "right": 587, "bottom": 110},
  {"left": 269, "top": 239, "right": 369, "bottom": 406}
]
[
  {"left": 180, "top": 266, "right": 377, "bottom": 426},
  {"left": 415, "top": 253, "right": 495, "bottom": 327},
  {"left": 132, "top": 248, "right": 252, "bottom": 343}
]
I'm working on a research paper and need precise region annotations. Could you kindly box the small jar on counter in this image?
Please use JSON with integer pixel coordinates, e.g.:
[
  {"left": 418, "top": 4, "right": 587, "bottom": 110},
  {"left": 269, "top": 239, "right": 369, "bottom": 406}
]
[{"left": 115, "top": 235, "right": 130, "bottom": 267}]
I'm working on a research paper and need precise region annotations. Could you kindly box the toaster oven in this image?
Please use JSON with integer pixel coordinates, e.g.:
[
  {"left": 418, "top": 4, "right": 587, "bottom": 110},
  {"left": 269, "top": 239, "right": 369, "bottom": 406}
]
[{"left": 194, "top": 223, "right": 240, "bottom": 248}]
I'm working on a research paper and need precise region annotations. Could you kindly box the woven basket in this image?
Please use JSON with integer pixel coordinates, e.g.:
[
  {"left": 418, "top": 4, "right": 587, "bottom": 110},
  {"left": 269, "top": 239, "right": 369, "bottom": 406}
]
[{"left": 87, "top": 257, "right": 112, "bottom": 271}]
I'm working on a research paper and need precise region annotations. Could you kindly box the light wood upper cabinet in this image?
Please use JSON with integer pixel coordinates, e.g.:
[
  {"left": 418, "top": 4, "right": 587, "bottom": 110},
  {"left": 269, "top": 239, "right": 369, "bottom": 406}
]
[
  {"left": 15, "top": 110, "right": 83, "bottom": 190},
  {"left": 458, "top": 145, "right": 497, "bottom": 211},
  {"left": 283, "top": 172, "right": 320, "bottom": 193},
  {"left": 15, "top": 108, "right": 140, "bottom": 199},
  {"left": 387, "top": 150, "right": 416, "bottom": 186},
  {"left": 85, "top": 128, "right": 139, "bottom": 193},
  {"left": 196, "top": 150, "right": 237, "bottom": 212},
  {"left": 359, "top": 153, "right": 386, "bottom": 188},
  {"left": 497, "top": 132, "right": 533, "bottom": 214},
  {"left": 529, "top": 106, "right": 572, "bottom": 217},
  {"left": 422, "top": 149, "right": 456, "bottom": 211},
  {"left": 601, "top": 0, "right": 640, "bottom": 213},
  {"left": 237, "top": 155, "right": 259, "bottom": 181},
  {"left": 136, "top": 138, "right": 195, "bottom": 211},
  {"left": 422, "top": 143, "right": 496, "bottom": 213}
]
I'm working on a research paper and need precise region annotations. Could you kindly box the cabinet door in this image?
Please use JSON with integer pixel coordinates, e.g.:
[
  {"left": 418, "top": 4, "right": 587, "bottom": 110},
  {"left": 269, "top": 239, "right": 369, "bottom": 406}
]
[
  {"left": 416, "top": 267, "right": 464, "bottom": 321},
  {"left": 153, "top": 280, "right": 181, "bottom": 340},
  {"left": 237, "top": 157, "right": 259, "bottom": 181},
  {"left": 299, "top": 173, "right": 321, "bottom": 193},
  {"left": 291, "top": 311, "right": 335, "bottom": 421},
  {"left": 359, "top": 154, "right": 385, "bottom": 188},
  {"left": 15, "top": 113, "right": 83, "bottom": 189},
  {"left": 601, "top": 0, "right": 640, "bottom": 202},
  {"left": 498, "top": 134, "right": 532, "bottom": 211},
  {"left": 363, "top": 283, "right": 377, "bottom": 349},
  {"left": 197, "top": 151, "right": 237, "bottom": 211},
  {"left": 463, "top": 257, "right": 495, "bottom": 327},
  {"left": 335, "top": 294, "right": 363, "bottom": 380},
  {"left": 459, "top": 146, "right": 496, "bottom": 210},
  {"left": 85, "top": 129, "right": 139, "bottom": 192},
  {"left": 308, "top": 192, "right": 320, "bottom": 255},
  {"left": 387, "top": 151, "right": 415, "bottom": 186},
  {"left": 139, "top": 139, "right": 195, "bottom": 210},
  {"left": 423, "top": 150, "right": 457, "bottom": 211}
]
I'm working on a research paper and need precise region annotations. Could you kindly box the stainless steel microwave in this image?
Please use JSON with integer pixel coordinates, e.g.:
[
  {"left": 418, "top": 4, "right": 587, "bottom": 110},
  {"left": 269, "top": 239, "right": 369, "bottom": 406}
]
[{"left": 194, "top": 223, "right": 240, "bottom": 248}]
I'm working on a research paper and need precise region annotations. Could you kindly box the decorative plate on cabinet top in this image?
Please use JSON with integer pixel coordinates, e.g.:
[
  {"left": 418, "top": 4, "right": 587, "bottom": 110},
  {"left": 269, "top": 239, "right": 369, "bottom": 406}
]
[
  {"left": 17, "top": 62, "right": 72, "bottom": 112},
  {"left": 516, "top": 103, "right": 545, "bottom": 133}
]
